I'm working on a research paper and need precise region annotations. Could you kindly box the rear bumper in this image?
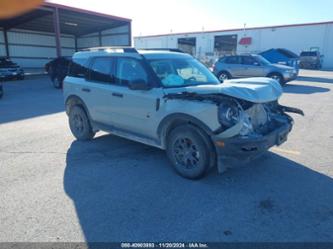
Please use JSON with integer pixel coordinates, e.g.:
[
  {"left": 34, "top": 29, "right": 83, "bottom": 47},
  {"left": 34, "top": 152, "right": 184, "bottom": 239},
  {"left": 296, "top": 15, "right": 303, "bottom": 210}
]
[{"left": 212, "top": 121, "right": 293, "bottom": 173}]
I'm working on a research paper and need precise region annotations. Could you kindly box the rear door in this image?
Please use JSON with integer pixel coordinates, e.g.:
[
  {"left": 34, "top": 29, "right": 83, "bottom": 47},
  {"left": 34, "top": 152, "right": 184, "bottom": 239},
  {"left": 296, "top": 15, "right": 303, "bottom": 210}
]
[{"left": 79, "top": 57, "right": 116, "bottom": 124}]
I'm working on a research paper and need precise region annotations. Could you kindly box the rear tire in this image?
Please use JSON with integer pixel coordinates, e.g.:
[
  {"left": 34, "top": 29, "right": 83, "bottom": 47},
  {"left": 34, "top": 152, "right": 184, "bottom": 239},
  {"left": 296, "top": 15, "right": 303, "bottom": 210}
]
[
  {"left": 69, "top": 105, "right": 95, "bottom": 141},
  {"left": 166, "top": 125, "right": 214, "bottom": 179}
]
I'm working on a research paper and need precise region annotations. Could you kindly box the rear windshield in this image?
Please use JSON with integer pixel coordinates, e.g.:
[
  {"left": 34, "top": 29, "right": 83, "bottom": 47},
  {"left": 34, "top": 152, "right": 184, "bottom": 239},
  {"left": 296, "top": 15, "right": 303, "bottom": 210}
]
[{"left": 300, "top": 51, "right": 317, "bottom": 56}]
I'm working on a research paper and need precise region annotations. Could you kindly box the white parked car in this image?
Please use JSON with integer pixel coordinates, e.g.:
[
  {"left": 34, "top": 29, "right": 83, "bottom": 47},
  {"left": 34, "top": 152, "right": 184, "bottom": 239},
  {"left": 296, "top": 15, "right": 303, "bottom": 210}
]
[{"left": 63, "top": 47, "right": 303, "bottom": 179}]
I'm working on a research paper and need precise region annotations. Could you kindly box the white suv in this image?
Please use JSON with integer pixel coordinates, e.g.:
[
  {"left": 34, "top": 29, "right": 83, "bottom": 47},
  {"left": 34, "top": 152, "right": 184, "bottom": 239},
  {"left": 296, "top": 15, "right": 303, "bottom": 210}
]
[{"left": 63, "top": 47, "right": 303, "bottom": 179}]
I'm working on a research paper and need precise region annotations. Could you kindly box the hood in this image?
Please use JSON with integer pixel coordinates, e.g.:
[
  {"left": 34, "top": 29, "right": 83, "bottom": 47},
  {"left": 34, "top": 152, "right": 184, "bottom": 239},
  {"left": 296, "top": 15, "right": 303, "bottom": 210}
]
[
  {"left": 271, "top": 63, "right": 294, "bottom": 70},
  {"left": 164, "top": 77, "right": 283, "bottom": 103}
]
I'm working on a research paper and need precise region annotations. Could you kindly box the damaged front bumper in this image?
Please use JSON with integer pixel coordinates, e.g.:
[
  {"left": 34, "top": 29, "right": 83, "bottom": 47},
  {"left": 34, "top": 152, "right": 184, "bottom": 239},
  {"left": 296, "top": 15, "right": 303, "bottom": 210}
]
[{"left": 212, "top": 119, "right": 293, "bottom": 173}]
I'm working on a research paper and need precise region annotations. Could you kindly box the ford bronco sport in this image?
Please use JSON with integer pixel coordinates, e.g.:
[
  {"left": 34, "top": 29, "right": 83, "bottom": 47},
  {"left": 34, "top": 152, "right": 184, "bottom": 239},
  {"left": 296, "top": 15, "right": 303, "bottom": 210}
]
[{"left": 63, "top": 47, "right": 303, "bottom": 179}]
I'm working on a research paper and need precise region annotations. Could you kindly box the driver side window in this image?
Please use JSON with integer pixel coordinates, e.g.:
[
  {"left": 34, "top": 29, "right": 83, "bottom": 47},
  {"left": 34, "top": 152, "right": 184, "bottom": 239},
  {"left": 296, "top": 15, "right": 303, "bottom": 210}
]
[{"left": 115, "top": 58, "right": 148, "bottom": 86}]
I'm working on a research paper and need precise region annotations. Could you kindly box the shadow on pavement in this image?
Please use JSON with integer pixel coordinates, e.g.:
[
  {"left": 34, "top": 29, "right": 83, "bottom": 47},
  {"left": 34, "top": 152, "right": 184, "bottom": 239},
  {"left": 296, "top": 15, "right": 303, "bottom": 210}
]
[
  {"left": 284, "top": 83, "right": 330, "bottom": 94},
  {"left": 0, "top": 76, "right": 64, "bottom": 124},
  {"left": 64, "top": 134, "right": 333, "bottom": 242},
  {"left": 297, "top": 76, "right": 333, "bottom": 84}
]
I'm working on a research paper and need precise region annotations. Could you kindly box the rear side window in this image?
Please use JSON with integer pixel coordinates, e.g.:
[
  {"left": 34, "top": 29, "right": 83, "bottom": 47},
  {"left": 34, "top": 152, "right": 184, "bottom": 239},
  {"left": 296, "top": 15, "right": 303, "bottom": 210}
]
[
  {"left": 68, "top": 58, "right": 88, "bottom": 78},
  {"left": 89, "top": 57, "right": 114, "bottom": 83},
  {"left": 224, "top": 56, "right": 241, "bottom": 64},
  {"left": 115, "top": 58, "right": 148, "bottom": 86}
]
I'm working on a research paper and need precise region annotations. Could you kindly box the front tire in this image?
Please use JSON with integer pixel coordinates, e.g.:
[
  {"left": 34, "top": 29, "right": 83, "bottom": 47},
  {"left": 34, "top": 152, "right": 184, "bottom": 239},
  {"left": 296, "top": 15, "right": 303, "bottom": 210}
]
[
  {"left": 166, "top": 125, "right": 214, "bottom": 179},
  {"left": 69, "top": 105, "right": 95, "bottom": 141},
  {"left": 268, "top": 73, "right": 285, "bottom": 86}
]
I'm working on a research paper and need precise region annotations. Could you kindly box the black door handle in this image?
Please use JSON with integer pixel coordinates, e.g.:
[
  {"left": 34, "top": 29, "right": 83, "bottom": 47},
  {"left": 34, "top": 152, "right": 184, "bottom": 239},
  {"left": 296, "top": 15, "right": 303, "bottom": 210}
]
[
  {"left": 82, "top": 88, "right": 91, "bottom": 93},
  {"left": 112, "top": 92, "right": 123, "bottom": 98}
]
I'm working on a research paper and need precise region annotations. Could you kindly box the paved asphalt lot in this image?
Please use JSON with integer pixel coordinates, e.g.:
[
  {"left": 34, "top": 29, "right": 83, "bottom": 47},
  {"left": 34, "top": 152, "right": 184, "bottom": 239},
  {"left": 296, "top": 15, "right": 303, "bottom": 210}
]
[{"left": 0, "top": 71, "right": 333, "bottom": 242}]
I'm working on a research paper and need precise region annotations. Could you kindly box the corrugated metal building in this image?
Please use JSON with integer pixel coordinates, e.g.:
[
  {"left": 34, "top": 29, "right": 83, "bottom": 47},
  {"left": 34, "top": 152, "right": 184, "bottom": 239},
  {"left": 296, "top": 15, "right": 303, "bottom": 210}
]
[
  {"left": 134, "top": 21, "right": 333, "bottom": 68},
  {"left": 0, "top": 3, "right": 131, "bottom": 70}
]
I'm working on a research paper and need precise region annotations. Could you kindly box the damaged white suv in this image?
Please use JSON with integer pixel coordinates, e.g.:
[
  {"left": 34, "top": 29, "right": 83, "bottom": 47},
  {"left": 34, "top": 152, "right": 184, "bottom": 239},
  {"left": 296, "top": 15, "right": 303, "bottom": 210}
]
[{"left": 63, "top": 47, "right": 303, "bottom": 179}]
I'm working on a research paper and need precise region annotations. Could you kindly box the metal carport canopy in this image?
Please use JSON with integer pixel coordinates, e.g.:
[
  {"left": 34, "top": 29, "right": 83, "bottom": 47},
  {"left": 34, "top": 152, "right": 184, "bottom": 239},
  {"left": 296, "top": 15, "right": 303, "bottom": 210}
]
[{"left": 0, "top": 2, "right": 132, "bottom": 57}]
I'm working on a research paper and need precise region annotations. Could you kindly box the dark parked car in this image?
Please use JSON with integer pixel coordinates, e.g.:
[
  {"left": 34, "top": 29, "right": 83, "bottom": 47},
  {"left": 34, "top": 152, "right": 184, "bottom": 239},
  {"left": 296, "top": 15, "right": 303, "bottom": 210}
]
[
  {"left": 45, "top": 56, "right": 72, "bottom": 89},
  {"left": 0, "top": 57, "right": 24, "bottom": 81},
  {"left": 299, "top": 51, "right": 322, "bottom": 69},
  {"left": 260, "top": 48, "right": 299, "bottom": 72},
  {"left": 213, "top": 54, "right": 298, "bottom": 86}
]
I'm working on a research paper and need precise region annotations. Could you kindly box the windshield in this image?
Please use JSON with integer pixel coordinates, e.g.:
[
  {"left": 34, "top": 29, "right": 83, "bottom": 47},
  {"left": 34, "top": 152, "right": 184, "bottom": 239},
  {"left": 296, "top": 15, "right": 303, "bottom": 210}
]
[
  {"left": 149, "top": 58, "right": 219, "bottom": 87},
  {"left": 254, "top": 55, "right": 271, "bottom": 65}
]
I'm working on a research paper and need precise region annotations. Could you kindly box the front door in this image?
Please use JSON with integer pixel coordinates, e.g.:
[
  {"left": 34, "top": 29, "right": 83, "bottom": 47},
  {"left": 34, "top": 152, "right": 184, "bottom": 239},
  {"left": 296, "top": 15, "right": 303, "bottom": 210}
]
[
  {"left": 241, "top": 56, "right": 265, "bottom": 77},
  {"left": 108, "top": 57, "right": 164, "bottom": 139}
]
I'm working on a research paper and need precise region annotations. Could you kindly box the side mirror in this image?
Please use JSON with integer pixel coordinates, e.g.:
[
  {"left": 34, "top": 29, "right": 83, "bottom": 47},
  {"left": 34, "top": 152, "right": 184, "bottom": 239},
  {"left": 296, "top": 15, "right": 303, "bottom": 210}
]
[{"left": 128, "top": 79, "right": 151, "bottom": 90}]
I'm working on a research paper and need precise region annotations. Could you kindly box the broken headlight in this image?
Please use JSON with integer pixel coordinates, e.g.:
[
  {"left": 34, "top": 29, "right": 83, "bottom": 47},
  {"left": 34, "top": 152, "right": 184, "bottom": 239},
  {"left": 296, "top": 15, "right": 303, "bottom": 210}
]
[{"left": 218, "top": 100, "right": 242, "bottom": 128}]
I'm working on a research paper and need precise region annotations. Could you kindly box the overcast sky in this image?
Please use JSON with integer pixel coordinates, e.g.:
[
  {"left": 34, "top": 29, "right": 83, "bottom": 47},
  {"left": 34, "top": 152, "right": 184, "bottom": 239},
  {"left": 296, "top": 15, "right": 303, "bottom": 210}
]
[{"left": 50, "top": 0, "right": 333, "bottom": 36}]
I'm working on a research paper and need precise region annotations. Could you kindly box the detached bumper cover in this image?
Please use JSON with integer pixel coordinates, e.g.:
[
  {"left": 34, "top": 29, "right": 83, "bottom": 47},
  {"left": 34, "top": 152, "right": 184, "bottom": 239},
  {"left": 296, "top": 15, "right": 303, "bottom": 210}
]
[{"left": 213, "top": 122, "right": 293, "bottom": 173}]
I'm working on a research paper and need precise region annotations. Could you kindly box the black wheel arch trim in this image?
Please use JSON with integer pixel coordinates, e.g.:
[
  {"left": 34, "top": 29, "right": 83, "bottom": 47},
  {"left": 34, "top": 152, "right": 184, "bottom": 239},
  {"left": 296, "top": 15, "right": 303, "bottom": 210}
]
[
  {"left": 65, "top": 95, "right": 92, "bottom": 121},
  {"left": 157, "top": 113, "right": 214, "bottom": 148}
]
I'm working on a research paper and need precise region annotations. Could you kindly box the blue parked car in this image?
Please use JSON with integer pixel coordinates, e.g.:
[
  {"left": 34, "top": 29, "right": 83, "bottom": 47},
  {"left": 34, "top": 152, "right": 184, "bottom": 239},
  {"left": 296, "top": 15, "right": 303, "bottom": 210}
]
[{"left": 260, "top": 48, "right": 299, "bottom": 73}]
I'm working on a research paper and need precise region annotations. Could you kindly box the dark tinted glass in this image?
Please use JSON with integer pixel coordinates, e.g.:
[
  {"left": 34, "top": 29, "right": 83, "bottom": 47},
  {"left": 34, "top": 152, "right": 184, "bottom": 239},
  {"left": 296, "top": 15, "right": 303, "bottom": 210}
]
[
  {"left": 242, "top": 56, "right": 257, "bottom": 65},
  {"left": 68, "top": 58, "right": 88, "bottom": 78},
  {"left": 224, "top": 56, "right": 240, "bottom": 64},
  {"left": 89, "top": 57, "right": 113, "bottom": 83},
  {"left": 300, "top": 51, "right": 317, "bottom": 56}
]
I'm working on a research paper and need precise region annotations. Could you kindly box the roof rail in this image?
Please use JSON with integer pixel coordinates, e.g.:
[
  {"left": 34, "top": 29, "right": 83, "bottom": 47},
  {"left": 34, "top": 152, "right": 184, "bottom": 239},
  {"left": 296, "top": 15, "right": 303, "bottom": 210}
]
[
  {"left": 81, "top": 46, "right": 138, "bottom": 53},
  {"left": 140, "top": 48, "right": 184, "bottom": 53}
]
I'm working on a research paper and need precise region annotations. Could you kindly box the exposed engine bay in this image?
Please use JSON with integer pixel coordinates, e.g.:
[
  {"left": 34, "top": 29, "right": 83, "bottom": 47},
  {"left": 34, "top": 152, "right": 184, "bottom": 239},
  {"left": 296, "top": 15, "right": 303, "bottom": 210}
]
[
  {"left": 165, "top": 91, "right": 304, "bottom": 173},
  {"left": 164, "top": 91, "right": 304, "bottom": 138}
]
